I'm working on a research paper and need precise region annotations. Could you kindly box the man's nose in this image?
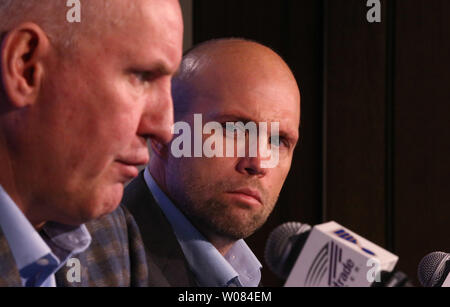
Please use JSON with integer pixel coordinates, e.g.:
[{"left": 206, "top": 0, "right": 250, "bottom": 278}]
[
  {"left": 137, "top": 78, "right": 174, "bottom": 145},
  {"left": 236, "top": 155, "right": 268, "bottom": 177}
]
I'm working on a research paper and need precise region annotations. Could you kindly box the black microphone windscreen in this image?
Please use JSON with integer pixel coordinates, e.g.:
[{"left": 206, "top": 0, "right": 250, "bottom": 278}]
[
  {"left": 418, "top": 251, "right": 450, "bottom": 287},
  {"left": 264, "top": 222, "right": 311, "bottom": 279}
]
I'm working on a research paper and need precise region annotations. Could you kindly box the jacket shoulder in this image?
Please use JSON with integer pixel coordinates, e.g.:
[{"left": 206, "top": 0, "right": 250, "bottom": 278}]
[{"left": 56, "top": 205, "right": 149, "bottom": 287}]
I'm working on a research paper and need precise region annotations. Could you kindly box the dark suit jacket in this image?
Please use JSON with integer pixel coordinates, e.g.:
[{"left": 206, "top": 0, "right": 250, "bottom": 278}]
[{"left": 122, "top": 172, "right": 197, "bottom": 287}]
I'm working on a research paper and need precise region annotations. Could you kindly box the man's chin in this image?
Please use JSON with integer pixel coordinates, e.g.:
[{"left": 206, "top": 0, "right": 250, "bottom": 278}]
[
  {"left": 100, "top": 183, "right": 125, "bottom": 212},
  {"left": 79, "top": 183, "right": 124, "bottom": 222},
  {"left": 200, "top": 213, "right": 266, "bottom": 240}
]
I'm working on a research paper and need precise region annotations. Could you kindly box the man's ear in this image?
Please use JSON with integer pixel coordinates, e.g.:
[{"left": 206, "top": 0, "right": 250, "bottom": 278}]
[
  {"left": 1, "top": 23, "right": 50, "bottom": 108},
  {"left": 150, "top": 139, "right": 170, "bottom": 160}
]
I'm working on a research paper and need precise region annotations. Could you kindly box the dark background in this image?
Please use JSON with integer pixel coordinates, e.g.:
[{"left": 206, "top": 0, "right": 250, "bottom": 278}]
[{"left": 190, "top": 0, "right": 450, "bottom": 286}]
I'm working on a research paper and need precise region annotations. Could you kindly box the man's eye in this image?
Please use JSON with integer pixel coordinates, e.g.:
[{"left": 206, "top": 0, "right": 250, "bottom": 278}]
[
  {"left": 270, "top": 136, "right": 289, "bottom": 148},
  {"left": 222, "top": 123, "right": 246, "bottom": 136},
  {"left": 270, "top": 136, "right": 280, "bottom": 147},
  {"left": 133, "top": 71, "right": 157, "bottom": 83}
]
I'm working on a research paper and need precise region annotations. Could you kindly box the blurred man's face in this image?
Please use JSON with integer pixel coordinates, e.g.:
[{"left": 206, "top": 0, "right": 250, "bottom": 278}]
[
  {"left": 165, "top": 54, "right": 300, "bottom": 240},
  {"left": 23, "top": 0, "right": 183, "bottom": 225}
]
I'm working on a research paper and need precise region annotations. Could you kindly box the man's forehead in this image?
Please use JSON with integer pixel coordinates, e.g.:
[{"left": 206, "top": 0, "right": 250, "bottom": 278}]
[
  {"left": 194, "top": 78, "right": 300, "bottom": 120},
  {"left": 194, "top": 91, "right": 300, "bottom": 135},
  {"left": 104, "top": 0, "right": 182, "bottom": 70}
]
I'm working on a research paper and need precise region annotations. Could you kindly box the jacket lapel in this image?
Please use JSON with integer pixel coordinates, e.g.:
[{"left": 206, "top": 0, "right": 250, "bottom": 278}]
[{"left": 123, "top": 171, "right": 197, "bottom": 287}]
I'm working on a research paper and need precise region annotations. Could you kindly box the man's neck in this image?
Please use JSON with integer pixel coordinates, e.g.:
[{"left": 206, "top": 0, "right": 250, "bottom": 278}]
[
  {"left": 0, "top": 149, "right": 45, "bottom": 230},
  {"left": 148, "top": 161, "right": 170, "bottom": 198},
  {"left": 205, "top": 233, "right": 235, "bottom": 256},
  {"left": 0, "top": 183, "right": 46, "bottom": 230},
  {"left": 0, "top": 136, "right": 23, "bottom": 216}
]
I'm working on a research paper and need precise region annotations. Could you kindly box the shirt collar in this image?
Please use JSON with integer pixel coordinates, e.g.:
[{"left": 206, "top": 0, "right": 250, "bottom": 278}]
[
  {"left": 0, "top": 185, "right": 91, "bottom": 286},
  {"left": 144, "top": 168, "right": 262, "bottom": 287}
]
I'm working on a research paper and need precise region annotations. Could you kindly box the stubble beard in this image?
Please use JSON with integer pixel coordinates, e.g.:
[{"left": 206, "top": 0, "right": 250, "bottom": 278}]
[{"left": 170, "top": 179, "right": 278, "bottom": 241}]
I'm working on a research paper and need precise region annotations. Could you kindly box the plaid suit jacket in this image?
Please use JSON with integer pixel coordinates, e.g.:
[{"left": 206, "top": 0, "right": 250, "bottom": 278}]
[
  {"left": 0, "top": 227, "right": 22, "bottom": 286},
  {"left": 0, "top": 205, "right": 148, "bottom": 287},
  {"left": 123, "top": 171, "right": 198, "bottom": 287},
  {"left": 55, "top": 205, "right": 149, "bottom": 287}
]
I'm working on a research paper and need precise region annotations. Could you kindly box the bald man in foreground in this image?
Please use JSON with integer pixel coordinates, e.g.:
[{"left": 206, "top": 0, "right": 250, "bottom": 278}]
[
  {"left": 123, "top": 39, "right": 301, "bottom": 287},
  {"left": 0, "top": 0, "right": 182, "bottom": 286}
]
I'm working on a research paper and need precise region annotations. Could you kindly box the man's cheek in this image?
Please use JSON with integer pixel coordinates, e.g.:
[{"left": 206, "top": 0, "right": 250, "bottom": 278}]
[
  {"left": 102, "top": 122, "right": 136, "bottom": 148},
  {"left": 197, "top": 158, "right": 232, "bottom": 179}
]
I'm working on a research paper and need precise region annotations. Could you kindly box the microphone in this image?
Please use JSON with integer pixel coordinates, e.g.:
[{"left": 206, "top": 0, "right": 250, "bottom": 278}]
[
  {"left": 417, "top": 252, "right": 450, "bottom": 287},
  {"left": 265, "top": 221, "right": 400, "bottom": 287}
]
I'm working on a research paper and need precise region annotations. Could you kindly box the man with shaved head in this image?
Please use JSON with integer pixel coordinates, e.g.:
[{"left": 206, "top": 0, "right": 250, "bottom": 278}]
[
  {"left": 124, "top": 38, "right": 301, "bottom": 287},
  {"left": 0, "top": 0, "right": 183, "bottom": 286}
]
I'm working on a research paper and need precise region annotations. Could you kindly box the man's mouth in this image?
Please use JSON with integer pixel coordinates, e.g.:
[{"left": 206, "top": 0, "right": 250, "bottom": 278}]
[
  {"left": 226, "top": 188, "right": 263, "bottom": 206},
  {"left": 115, "top": 153, "right": 149, "bottom": 180}
]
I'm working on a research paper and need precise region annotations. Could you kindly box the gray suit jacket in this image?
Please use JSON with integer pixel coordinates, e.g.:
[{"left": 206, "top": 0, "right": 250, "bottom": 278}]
[{"left": 122, "top": 171, "right": 197, "bottom": 287}]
